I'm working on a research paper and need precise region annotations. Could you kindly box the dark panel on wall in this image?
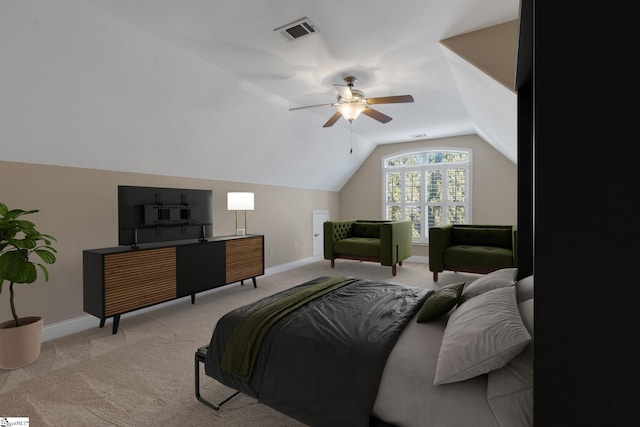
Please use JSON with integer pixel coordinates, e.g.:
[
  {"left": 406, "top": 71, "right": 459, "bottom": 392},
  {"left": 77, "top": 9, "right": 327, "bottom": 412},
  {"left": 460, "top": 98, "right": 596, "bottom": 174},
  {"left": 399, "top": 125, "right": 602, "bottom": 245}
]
[{"left": 533, "top": 0, "right": 640, "bottom": 424}]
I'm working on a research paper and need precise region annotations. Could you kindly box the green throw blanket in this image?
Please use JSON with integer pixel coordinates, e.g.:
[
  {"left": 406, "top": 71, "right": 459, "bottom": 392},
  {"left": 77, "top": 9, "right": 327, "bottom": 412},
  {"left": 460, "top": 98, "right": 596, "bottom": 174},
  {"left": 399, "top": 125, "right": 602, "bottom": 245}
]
[{"left": 220, "top": 276, "right": 358, "bottom": 381}]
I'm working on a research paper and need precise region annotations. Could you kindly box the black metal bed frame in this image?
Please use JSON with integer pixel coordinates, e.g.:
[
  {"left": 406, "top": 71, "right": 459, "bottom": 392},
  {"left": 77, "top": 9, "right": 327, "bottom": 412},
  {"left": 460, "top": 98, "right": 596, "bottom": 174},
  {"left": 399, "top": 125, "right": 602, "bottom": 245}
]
[{"left": 194, "top": 345, "right": 240, "bottom": 410}]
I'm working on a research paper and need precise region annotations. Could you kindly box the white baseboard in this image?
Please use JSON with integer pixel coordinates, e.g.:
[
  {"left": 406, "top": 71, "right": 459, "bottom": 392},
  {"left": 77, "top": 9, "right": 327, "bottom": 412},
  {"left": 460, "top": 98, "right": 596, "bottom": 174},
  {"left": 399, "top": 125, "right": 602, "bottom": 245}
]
[
  {"left": 42, "top": 256, "right": 323, "bottom": 342},
  {"left": 263, "top": 256, "right": 321, "bottom": 276},
  {"left": 42, "top": 315, "right": 100, "bottom": 342}
]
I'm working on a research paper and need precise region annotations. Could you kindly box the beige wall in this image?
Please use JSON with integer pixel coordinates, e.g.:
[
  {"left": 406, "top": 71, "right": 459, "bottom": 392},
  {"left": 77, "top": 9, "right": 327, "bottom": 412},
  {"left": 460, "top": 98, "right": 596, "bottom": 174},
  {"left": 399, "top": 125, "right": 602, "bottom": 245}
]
[
  {"left": 339, "top": 134, "right": 517, "bottom": 257},
  {"left": 0, "top": 161, "right": 338, "bottom": 326}
]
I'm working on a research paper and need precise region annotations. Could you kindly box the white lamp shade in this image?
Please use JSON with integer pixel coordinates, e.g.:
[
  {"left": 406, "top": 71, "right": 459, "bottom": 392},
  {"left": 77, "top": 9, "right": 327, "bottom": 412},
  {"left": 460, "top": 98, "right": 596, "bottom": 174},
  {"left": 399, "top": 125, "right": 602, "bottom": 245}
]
[{"left": 227, "top": 192, "right": 254, "bottom": 210}]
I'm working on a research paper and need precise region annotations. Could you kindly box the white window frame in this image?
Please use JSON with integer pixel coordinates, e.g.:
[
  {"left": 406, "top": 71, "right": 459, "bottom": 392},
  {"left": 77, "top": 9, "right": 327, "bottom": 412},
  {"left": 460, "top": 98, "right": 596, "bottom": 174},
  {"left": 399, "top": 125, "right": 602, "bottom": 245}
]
[{"left": 381, "top": 147, "right": 473, "bottom": 244}]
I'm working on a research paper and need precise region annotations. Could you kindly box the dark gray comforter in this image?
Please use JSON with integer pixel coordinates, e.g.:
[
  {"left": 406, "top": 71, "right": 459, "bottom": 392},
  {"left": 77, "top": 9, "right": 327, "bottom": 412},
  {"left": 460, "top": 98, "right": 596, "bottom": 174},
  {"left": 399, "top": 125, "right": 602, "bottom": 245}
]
[{"left": 205, "top": 276, "right": 431, "bottom": 427}]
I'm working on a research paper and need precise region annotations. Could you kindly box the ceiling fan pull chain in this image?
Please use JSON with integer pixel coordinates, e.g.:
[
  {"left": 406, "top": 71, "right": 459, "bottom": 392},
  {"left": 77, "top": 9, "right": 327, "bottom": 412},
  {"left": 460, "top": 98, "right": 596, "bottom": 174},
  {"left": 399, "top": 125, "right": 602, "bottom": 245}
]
[{"left": 350, "top": 122, "right": 353, "bottom": 154}]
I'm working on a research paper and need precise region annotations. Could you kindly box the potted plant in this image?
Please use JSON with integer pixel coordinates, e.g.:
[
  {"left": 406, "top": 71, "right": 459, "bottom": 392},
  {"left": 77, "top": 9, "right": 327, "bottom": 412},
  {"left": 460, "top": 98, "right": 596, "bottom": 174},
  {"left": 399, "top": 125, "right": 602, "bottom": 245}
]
[{"left": 0, "top": 202, "right": 57, "bottom": 369}]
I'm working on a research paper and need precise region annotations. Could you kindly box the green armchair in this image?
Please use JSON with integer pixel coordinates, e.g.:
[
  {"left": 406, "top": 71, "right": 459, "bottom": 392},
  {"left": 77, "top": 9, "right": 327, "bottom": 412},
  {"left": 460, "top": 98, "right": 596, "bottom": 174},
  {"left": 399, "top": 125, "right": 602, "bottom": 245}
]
[
  {"left": 324, "top": 220, "right": 413, "bottom": 276},
  {"left": 428, "top": 224, "right": 517, "bottom": 281}
]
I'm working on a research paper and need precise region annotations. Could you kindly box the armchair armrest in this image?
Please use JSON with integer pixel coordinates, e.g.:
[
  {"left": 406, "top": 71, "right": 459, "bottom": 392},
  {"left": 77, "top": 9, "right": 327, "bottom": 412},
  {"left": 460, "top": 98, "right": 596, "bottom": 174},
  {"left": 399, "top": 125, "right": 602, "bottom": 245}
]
[
  {"left": 379, "top": 220, "right": 413, "bottom": 266},
  {"left": 428, "top": 224, "right": 453, "bottom": 273},
  {"left": 323, "top": 220, "right": 354, "bottom": 260}
]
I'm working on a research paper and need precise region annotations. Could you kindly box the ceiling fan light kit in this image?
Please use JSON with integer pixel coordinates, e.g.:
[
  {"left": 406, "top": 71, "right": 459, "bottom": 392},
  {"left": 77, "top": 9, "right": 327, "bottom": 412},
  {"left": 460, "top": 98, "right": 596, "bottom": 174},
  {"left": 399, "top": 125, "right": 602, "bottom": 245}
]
[
  {"left": 290, "top": 75, "right": 414, "bottom": 127},
  {"left": 337, "top": 102, "right": 366, "bottom": 122}
]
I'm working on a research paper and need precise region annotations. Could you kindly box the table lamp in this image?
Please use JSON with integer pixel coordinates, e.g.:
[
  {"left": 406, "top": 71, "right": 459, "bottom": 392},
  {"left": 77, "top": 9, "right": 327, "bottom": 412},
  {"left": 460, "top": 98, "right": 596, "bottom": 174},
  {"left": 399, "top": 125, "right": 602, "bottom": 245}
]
[{"left": 227, "top": 192, "right": 254, "bottom": 236}]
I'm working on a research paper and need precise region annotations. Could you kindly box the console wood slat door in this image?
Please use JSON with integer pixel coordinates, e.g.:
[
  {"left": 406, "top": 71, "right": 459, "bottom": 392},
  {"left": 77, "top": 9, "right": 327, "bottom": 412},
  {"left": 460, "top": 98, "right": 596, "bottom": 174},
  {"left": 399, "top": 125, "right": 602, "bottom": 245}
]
[
  {"left": 226, "top": 235, "right": 264, "bottom": 284},
  {"left": 104, "top": 247, "right": 176, "bottom": 316}
]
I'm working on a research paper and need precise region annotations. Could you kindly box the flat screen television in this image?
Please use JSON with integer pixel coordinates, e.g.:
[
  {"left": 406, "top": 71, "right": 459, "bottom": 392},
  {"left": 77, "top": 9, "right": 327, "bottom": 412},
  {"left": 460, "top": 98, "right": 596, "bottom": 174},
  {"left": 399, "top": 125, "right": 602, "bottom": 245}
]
[{"left": 118, "top": 185, "right": 213, "bottom": 246}]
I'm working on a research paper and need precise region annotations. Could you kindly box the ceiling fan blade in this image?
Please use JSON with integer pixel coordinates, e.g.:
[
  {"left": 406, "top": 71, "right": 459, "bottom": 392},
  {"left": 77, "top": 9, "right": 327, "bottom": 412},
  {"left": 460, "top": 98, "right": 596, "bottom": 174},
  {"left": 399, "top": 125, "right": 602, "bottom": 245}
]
[
  {"left": 362, "top": 107, "right": 393, "bottom": 124},
  {"left": 323, "top": 111, "right": 342, "bottom": 127},
  {"left": 365, "top": 95, "right": 414, "bottom": 105},
  {"left": 289, "top": 102, "right": 336, "bottom": 111},
  {"left": 333, "top": 84, "right": 353, "bottom": 99}
]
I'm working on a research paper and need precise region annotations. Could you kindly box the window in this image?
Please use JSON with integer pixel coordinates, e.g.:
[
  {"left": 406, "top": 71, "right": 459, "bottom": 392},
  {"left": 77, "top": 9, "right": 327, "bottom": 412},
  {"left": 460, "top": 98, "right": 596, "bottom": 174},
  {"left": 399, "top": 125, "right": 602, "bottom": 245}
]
[{"left": 382, "top": 149, "right": 472, "bottom": 243}]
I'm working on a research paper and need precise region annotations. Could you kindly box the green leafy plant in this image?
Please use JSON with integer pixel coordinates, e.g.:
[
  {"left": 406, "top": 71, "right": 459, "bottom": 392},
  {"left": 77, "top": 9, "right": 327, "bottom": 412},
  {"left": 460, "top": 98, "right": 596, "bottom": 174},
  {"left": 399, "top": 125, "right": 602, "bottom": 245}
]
[{"left": 0, "top": 202, "right": 57, "bottom": 328}]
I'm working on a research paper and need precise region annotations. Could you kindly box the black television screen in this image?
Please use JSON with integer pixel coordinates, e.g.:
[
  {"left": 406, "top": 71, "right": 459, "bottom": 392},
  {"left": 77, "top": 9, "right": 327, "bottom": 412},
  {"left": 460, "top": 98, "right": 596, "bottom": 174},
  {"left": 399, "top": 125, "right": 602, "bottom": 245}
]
[{"left": 118, "top": 185, "right": 213, "bottom": 246}]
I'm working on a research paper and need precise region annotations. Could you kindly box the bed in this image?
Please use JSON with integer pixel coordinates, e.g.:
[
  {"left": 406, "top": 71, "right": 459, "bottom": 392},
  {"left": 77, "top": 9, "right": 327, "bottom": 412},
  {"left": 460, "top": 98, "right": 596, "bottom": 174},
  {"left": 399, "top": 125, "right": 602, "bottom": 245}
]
[{"left": 196, "top": 269, "right": 534, "bottom": 427}]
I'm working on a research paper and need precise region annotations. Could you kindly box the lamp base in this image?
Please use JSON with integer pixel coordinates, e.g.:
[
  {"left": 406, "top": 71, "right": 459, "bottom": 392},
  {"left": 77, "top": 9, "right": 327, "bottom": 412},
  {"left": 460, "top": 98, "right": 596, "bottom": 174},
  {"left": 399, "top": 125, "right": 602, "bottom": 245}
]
[{"left": 235, "top": 228, "right": 246, "bottom": 236}]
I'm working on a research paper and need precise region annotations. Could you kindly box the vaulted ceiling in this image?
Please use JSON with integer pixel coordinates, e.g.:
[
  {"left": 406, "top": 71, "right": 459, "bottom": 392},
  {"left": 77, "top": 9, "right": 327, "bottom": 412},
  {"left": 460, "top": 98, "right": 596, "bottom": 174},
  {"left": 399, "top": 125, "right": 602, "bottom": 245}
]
[{"left": 1, "top": 0, "right": 519, "bottom": 191}]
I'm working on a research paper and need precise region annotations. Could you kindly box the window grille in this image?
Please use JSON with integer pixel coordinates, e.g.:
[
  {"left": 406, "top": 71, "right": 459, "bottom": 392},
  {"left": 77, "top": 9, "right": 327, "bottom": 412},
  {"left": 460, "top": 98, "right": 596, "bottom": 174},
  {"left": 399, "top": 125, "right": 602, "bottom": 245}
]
[{"left": 382, "top": 149, "right": 472, "bottom": 243}]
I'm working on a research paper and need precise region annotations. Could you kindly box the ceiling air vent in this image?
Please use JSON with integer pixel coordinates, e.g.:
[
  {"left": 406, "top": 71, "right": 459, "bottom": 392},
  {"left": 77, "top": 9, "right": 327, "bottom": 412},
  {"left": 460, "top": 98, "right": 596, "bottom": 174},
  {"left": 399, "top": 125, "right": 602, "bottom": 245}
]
[{"left": 274, "top": 17, "right": 319, "bottom": 42}]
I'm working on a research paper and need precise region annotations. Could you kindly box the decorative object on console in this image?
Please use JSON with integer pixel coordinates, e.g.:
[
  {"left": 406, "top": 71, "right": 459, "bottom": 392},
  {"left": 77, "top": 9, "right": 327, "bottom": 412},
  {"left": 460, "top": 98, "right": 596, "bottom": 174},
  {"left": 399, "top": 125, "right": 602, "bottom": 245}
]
[
  {"left": 0, "top": 202, "right": 57, "bottom": 369},
  {"left": 227, "top": 192, "right": 254, "bottom": 236}
]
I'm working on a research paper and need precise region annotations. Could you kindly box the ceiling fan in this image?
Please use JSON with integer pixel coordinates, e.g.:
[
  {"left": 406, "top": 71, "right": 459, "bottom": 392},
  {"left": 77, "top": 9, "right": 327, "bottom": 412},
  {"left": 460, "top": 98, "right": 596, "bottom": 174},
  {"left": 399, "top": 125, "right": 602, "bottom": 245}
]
[{"left": 289, "top": 76, "right": 414, "bottom": 127}]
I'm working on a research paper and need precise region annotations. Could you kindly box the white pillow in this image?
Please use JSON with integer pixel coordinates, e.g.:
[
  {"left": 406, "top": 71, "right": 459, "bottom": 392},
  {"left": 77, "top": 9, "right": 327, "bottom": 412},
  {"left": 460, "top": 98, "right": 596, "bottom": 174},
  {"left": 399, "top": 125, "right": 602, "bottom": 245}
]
[
  {"left": 515, "top": 275, "right": 534, "bottom": 303},
  {"left": 459, "top": 267, "right": 517, "bottom": 304},
  {"left": 434, "top": 286, "right": 531, "bottom": 385},
  {"left": 486, "top": 298, "right": 534, "bottom": 427}
]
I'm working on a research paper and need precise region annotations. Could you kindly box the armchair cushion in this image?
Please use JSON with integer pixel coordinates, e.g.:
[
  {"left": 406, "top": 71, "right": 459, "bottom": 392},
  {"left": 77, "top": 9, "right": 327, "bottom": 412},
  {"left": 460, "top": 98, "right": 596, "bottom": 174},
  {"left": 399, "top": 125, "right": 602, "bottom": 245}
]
[
  {"left": 333, "top": 237, "right": 381, "bottom": 258},
  {"left": 352, "top": 222, "right": 381, "bottom": 239},
  {"left": 444, "top": 246, "right": 514, "bottom": 271},
  {"left": 452, "top": 227, "right": 513, "bottom": 249}
]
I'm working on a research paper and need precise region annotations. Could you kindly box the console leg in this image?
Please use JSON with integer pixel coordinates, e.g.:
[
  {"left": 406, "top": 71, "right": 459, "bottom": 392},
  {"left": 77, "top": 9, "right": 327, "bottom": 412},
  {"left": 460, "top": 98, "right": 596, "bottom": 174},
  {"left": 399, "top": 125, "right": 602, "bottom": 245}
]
[
  {"left": 252, "top": 277, "right": 257, "bottom": 288},
  {"left": 191, "top": 294, "right": 196, "bottom": 304},
  {"left": 331, "top": 260, "right": 335, "bottom": 269},
  {"left": 112, "top": 315, "right": 120, "bottom": 334},
  {"left": 392, "top": 265, "right": 397, "bottom": 276},
  {"left": 99, "top": 318, "right": 106, "bottom": 328},
  {"left": 433, "top": 272, "right": 438, "bottom": 282}
]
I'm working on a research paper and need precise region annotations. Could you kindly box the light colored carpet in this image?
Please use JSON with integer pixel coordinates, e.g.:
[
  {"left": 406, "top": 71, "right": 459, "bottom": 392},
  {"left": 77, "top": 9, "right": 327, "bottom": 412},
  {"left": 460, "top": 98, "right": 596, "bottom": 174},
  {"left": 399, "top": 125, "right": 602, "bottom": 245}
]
[{"left": 0, "top": 259, "right": 480, "bottom": 426}]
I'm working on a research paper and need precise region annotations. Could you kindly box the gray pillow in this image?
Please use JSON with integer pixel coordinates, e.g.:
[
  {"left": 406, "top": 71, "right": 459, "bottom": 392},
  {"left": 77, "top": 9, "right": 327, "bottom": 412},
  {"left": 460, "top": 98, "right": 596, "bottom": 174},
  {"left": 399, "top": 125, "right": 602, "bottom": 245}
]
[
  {"left": 434, "top": 286, "right": 531, "bottom": 385},
  {"left": 486, "top": 298, "right": 534, "bottom": 427},
  {"left": 416, "top": 282, "right": 465, "bottom": 323},
  {"left": 515, "top": 275, "right": 534, "bottom": 303},
  {"left": 459, "top": 267, "right": 517, "bottom": 304}
]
